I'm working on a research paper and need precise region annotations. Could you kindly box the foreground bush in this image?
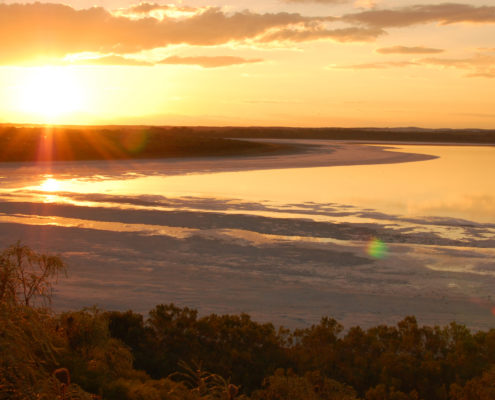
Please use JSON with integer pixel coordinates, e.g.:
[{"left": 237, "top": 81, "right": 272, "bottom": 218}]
[{"left": 2, "top": 243, "right": 495, "bottom": 400}]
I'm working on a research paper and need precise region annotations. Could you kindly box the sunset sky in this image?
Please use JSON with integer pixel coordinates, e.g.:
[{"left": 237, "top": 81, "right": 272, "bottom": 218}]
[{"left": 0, "top": 0, "right": 494, "bottom": 127}]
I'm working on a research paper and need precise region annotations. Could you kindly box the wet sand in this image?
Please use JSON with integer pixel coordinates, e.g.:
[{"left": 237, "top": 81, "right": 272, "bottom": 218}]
[
  {"left": 0, "top": 141, "right": 436, "bottom": 186},
  {"left": 0, "top": 141, "right": 493, "bottom": 330}
]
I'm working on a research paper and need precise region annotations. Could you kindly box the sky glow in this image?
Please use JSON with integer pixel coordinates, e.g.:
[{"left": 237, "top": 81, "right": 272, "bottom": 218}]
[{"left": 0, "top": 0, "right": 494, "bottom": 127}]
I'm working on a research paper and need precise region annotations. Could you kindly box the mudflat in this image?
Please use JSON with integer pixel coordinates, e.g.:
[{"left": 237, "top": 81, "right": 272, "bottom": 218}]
[{"left": 0, "top": 139, "right": 493, "bottom": 330}]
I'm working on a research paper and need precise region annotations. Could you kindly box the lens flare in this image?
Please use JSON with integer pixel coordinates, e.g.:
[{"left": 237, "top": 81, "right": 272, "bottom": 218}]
[
  {"left": 121, "top": 130, "right": 149, "bottom": 154},
  {"left": 367, "top": 238, "right": 387, "bottom": 259}
]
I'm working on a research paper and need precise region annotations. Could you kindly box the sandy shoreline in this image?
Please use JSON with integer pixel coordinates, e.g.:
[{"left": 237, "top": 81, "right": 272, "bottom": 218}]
[{"left": 0, "top": 141, "right": 438, "bottom": 184}]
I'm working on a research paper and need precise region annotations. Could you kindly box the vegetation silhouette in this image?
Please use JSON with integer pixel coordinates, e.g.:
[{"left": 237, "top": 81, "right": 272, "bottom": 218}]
[
  {"left": 1, "top": 243, "right": 494, "bottom": 399},
  {"left": 1, "top": 124, "right": 495, "bottom": 163},
  {"left": 0, "top": 126, "right": 294, "bottom": 163}
]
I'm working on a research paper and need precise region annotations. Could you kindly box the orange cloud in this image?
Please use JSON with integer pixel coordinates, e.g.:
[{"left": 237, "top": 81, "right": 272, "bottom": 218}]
[
  {"left": 421, "top": 55, "right": 495, "bottom": 68},
  {"left": 377, "top": 46, "right": 444, "bottom": 54},
  {"left": 343, "top": 3, "right": 495, "bottom": 27},
  {"left": 157, "top": 56, "right": 263, "bottom": 68},
  {"left": 333, "top": 61, "right": 419, "bottom": 69},
  {"left": 123, "top": 3, "right": 198, "bottom": 14},
  {"left": 420, "top": 55, "right": 495, "bottom": 78},
  {"left": 0, "top": 3, "right": 340, "bottom": 65},
  {"left": 114, "top": 3, "right": 202, "bottom": 20},
  {"left": 467, "top": 72, "right": 495, "bottom": 78},
  {"left": 71, "top": 55, "right": 153, "bottom": 66},
  {"left": 282, "top": 0, "right": 350, "bottom": 3},
  {"left": 333, "top": 53, "right": 495, "bottom": 77},
  {"left": 3, "top": 2, "right": 493, "bottom": 66},
  {"left": 257, "top": 26, "right": 384, "bottom": 43}
]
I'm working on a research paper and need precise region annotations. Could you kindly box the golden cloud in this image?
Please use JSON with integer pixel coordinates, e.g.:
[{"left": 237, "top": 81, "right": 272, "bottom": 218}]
[
  {"left": 421, "top": 54, "right": 495, "bottom": 78},
  {"left": 257, "top": 26, "right": 384, "bottom": 43},
  {"left": 157, "top": 56, "right": 263, "bottom": 68},
  {"left": 70, "top": 55, "right": 153, "bottom": 66},
  {"left": 332, "top": 53, "right": 495, "bottom": 78},
  {"left": 2, "top": 2, "right": 493, "bottom": 66},
  {"left": 0, "top": 3, "right": 338, "bottom": 65},
  {"left": 377, "top": 46, "right": 444, "bottom": 54},
  {"left": 282, "top": 0, "right": 350, "bottom": 3},
  {"left": 333, "top": 61, "right": 419, "bottom": 69},
  {"left": 343, "top": 3, "right": 495, "bottom": 27}
]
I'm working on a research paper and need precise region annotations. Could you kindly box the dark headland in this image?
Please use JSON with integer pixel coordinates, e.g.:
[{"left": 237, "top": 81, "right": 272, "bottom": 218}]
[{"left": 1, "top": 124, "right": 494, "bottom": 163}]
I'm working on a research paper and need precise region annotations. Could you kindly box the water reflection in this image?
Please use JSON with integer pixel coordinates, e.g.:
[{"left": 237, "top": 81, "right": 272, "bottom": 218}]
[
  {"left": 20, "top": 144, "right": 495, "bottom": 224},
  {"left": 39, "top": 177, "right": 61, "bottom": 192},
  {"left": 1, "top": 143, "right": 494, "bottom": 329},
  {"left": 0, "top": 213, "right": 196, "bottom": 238}
]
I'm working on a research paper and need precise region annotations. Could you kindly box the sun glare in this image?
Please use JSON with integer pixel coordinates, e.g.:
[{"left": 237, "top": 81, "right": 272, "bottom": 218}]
[
  {"left": 40, "top": 178, "right": 61, "bottom": 192},
  {"left": 14, "top": 66, "right": 86, "bottom": 122}
]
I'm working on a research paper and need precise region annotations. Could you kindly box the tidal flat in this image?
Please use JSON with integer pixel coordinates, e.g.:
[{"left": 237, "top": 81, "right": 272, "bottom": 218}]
[{"left": 0, "top": 139, "right": 494, "bottom": 329}]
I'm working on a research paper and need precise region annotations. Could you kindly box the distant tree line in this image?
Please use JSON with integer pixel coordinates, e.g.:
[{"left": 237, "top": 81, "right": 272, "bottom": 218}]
[
  {"left": 194, "top": 126, "right": 495, "bottom": 144},
  {"left": 0, "top": 126, "right": 293, "bottom": 162},
  {"left": 1, "top": 242, "right": 494, "bottom": 399},
  {"left": 1, "top": 124, "right": 495, "bottom": 163}
]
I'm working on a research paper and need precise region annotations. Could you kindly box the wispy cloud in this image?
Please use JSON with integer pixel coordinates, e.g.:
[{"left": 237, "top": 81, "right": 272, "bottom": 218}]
[
  {"left": 377, "top": 46, "right": 444, "bottom": 54},
  {"left": 120, "top": 3, "right": 198, "bottom": 15},
  {"left": 256, "top": 26, "right": 384, "bottom": 43},
  {"left": 282, "top": 0, "right": 350, "bottom": 3},
  {"left": 467, "top": 72, "right": 495, "bottom": 78},
  {"left": 114, "top": 3, "right": 204, "bottom": 20},
  {"left": 353, "top": 0, "right": 377, "bottom": 9},
  {"left": 332, "top": 53, "right": 495, "bottom": 77},
  {"left": 70, "top": 55, "right": 153, "bottom": 66},
  {"left": 243, "top": 99, "right": 303, "bottom": 104},
  {"left": 421, "top": 54, "right": 495, "bottom": 78},
  {"left": 333, "top": 61, "right": 419, "bottom": 69},
  {"left": 157, "top": 56, "right": 264, "bottom": 68}
]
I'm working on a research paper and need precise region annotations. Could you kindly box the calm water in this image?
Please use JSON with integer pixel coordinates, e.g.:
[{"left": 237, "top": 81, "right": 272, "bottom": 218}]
[
  {"left": 7, "top": 143, "right": 494, "bottom": 224},
  {"left": 0, "top": 141, "right": 494, "bottom": 328}
]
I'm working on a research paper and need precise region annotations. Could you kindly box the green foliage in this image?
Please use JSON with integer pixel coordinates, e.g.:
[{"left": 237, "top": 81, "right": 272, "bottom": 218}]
[
  {"left": 0, "top": 303, "right": 61, "bottom": 399},
  {"left": 2, "top": 243, "right": 495, "bottom": 400},
  {"left": 129, "top": 304, "right": 286, "bottom": 393},
  {"left": 194, "top": 313, "right": 285, "bottom": 392},
  {"left": 0, "top": 243, "right": 71, "bottom": 399},
  {"left": 290, "top": 317, "right": 343, "bottom": 376},
  {"left": 252, "top": 369, "right": 358, "bottom": 400},
  {"left": 106, "top": 305, "right": 495, "bottom": 400},
  {"left": 171, "top": 361, "right": 240, "bottom": 400},
  {"left": 146, "top": 304, "right": 200, "bottom": 377},
  {"left": 365, "top": 384, "right": 419, "bottom": 400},
  {"left": 0, "top": 241, "right": 66, "bottom": 307},
  {"left": 102, "top": 376, "right": 192, "bottom": 400},
  {"left": 0, "top": 126, "right": 292, "bottom": 162},
  {"left": 449, "top": 365, "right": 495, "bottom": 400},
  {"left": 57, "top": 307, "right": 136, "bottom": 395}
]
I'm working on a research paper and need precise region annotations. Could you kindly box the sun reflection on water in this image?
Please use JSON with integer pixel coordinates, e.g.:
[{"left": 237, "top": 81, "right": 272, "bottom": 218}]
[{"left": 40, "top": 177, "right": 61, "bottom": 192}]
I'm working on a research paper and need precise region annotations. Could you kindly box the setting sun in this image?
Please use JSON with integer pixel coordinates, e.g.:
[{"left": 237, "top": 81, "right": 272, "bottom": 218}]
[
  {"left": 13, "top": 66, "right": 86, "bottom": 123},
  {"left": 1, "top": 0, "right": 495, "bottom": 395}
]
